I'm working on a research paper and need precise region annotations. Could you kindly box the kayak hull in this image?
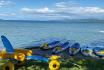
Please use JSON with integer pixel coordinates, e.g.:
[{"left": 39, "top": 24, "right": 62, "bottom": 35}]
[
  {"left": 81, "top": 46, "right": 93, "bottom": 56},
  {"left": 93, "top": 47, "right": 104, "bottom": 57},
  {"left": 69, "top": 42, "right": 80, "bottom": 55}
]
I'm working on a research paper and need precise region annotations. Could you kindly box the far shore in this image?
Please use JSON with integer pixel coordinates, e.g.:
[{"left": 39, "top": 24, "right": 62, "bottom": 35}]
[{"left": 1, "top": 19, "right": 104, "bottom": 23}]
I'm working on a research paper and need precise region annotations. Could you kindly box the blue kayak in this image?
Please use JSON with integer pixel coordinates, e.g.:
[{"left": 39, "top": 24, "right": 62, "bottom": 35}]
[
  {"left": 22, "top": 38, "right": 62, "bottom": 49},
  {"left": 93, "top": 47, "right": 104, "bottom": 57},
  {"left": 52, "top": 40, "right": 70, "bottom": 54},
  {"left": 90, "top": 39, "right": 104, "bottom": 57},
  {"left": 69, "top": 41, "right": 80, "bottom": 55},
  {"left": 81, "top": 46, "right": 93, "bottom": 56}
]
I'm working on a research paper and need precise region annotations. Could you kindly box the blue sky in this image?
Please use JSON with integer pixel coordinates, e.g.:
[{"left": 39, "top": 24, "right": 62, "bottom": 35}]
[{"left": 0, "top": 0, "right": 104, "bottom": 20}]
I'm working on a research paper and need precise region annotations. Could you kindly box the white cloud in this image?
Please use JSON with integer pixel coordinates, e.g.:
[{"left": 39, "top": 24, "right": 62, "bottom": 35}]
[
  {"left": 0, "top": 13, "right": 16, "bottom": 16},
  {"left": 21, "top": 7, "right": 54, "bottom": 14},
  {"left": 54, "top": 2, "right": 104, "bottom": 14},
  {"left": 20, "top": 1, "right": 104, "bottom": 20},
  {"left": 0, "top": 0, "right": 14, "bottom": 7},
  {"left": 83, "top": 7, "right": 104, "bottom": 14},
  {"left": 55, "top": 2, "right": 67, "bottom": 9}
]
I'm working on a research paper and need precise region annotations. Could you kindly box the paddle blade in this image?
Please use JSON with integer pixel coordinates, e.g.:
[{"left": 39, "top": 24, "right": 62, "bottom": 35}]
[
  {"left": 1, "top": 35, "right": 14, "bottom": 53},
  {"left": 26, "top": 55, "right": 48, "bottom": 62}
]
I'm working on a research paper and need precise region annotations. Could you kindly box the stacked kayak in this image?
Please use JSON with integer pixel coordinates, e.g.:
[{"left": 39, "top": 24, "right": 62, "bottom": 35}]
[
  {"left": 68, "top": 41, "right": 80, "bottom": 55},
  {"left": 22, "top": 38, "right": 65, "bottom": 56},
  {"left": 23, "top": 38, "right": 61, "bottom": 49},
  {"left": 52, "top": 39, "right": 70, "bottom": 54},
  {"left": 93, "top": 47, "right": 104, "bottom": 57},
  {"left": 22, "top": 38, "right": 80, "bottom": 57},
  {"left": 81, "top": 46, "right": 93, "bottom": 56},
  {"left": 92, "top": 40, "right": 104, "bottom": 57},
  {"left": 23, "top": 38, "right": 104, "bottom": 59},
  {"left": 1, "top": 35, "right": 104, "bottom": 70},
  {"left": 53, "top": 40, "right": 80, "bottom": 55},
  {"left": 81, "top": 40, "right": 104, "bottom": 58}
]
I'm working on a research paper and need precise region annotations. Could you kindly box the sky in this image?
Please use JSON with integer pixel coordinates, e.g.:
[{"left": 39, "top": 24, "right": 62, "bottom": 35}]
[{"left": 0, "top": 0, "right": 104, "bottom": 20}]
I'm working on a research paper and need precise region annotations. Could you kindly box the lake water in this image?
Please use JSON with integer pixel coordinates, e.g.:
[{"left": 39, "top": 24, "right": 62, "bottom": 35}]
[{"left": 0, "top": 20, "right": 104, "bottom": 49}]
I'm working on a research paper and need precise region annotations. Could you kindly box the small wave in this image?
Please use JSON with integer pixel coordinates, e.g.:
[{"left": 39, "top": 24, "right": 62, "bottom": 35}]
[{"left": 99, "top": 30, "right": 104, "bottom": 33}]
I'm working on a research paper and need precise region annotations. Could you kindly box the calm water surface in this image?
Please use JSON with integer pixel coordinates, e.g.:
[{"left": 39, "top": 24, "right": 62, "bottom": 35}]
[{"left": 0, "top": 20, "right": 104, "bottom": 48}]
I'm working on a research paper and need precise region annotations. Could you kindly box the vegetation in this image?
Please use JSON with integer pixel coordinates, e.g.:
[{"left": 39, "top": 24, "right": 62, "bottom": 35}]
[{"left": 16, "top": 57, "right": 104, "bottom": 70}]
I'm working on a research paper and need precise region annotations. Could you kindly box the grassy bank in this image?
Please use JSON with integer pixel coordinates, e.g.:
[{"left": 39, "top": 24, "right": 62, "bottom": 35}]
[{"left": 16, "top": 57, "right": 104, "bottom": 70}]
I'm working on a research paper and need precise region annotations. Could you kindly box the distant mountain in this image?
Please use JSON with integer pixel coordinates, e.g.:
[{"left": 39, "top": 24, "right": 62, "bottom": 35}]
[
  {"left": 0, "top": 19, "right": 4, "bottom": 21},
  {"left": 1, "top": 19, "right": 104, "bottom": 23},
  {"left": 46, "top": 19, "right": 104, "bottom": 23}
]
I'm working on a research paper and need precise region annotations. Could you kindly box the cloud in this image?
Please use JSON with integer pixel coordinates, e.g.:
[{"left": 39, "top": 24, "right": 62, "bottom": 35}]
[
  {"left": 0, "top": 13, "right": 16, "bottom": 16},
  {"left": 20, "top": 1, "right": 104, "bottom": 20},
  {"left": 54, "top": 2, "right": 104, "bottom": 14},
  {"left": 55, "top": 2, "right": 67, "bottom": 9},
  {"left": 0, "top": 0, "right": 14, "bottom": 7},
  {"left": 82, "top": 7, "right": 104, "bottom": 14},
  {"left": 21, "top": 7, "right": 54, "bottom": 14}
]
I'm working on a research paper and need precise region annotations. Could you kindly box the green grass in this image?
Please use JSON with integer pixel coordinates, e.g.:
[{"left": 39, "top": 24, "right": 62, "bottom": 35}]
[
  {"left": 0, "top": 56, "right": 104, "bottom": 70},
  {"left": 16, "top": 57, "right": 104, "bottom": 70}
]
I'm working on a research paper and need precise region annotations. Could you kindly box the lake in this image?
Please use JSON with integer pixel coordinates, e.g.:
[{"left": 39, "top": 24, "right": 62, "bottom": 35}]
[{"left": 0, "top": 20, "right": 104, "bottom": 49}]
